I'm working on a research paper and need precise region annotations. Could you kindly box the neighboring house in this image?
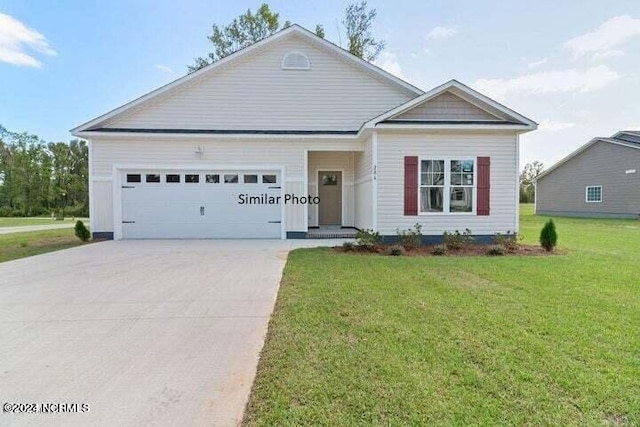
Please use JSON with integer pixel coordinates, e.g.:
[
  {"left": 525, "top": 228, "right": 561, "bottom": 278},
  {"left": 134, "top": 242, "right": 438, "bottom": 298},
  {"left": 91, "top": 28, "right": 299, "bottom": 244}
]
[
  {"left": 535, "top": 131, "right": 640, "bottom": 219},
  {"left": 71, "top": 25, "right": 537, "bottom": 241}
]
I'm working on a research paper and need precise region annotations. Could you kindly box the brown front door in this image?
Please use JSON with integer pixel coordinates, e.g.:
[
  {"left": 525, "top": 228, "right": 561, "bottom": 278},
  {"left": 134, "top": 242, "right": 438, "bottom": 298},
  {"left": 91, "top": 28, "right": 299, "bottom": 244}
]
[{"left": 318, "top": 171, "right": 342, "bottom": 225}]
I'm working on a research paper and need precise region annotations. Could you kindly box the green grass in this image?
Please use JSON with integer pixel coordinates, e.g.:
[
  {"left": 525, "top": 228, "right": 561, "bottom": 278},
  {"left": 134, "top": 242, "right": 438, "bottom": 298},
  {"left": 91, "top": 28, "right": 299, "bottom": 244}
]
[
  {"left": 244, "top": 204, "right": 640, "bottom": 426},
  {"left": 0, "top": 217, "right": 86, "bottom": 227},
  {"left": 0, "top": 228, "right": 87, "bottom": 263}
]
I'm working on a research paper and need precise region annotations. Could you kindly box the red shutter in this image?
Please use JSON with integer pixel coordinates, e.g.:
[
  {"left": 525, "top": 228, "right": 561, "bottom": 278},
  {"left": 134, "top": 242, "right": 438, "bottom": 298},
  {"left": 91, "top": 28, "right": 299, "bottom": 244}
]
[
  {"left": 404, "top": 156, "right": 418, "bottom": 216},
  {"left": 477, "top": 156, "right": 490, "bottom": 216}
]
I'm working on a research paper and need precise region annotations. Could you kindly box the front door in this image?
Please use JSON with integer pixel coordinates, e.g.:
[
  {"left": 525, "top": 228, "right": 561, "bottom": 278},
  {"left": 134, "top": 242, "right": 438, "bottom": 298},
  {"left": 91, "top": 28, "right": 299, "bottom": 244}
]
[{"left": 318, "top": 171, "right": 342, "bottom": 225}]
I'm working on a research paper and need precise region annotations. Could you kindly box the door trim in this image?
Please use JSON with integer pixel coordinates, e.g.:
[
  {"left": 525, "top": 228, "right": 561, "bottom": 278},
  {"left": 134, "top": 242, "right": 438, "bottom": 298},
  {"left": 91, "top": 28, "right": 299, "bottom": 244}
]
[
  {"left": 316, "top": 169, "right": 345, "bottom": 226},
  {"left": 112, "top": 164, "right": 286, "bottom": 240}
]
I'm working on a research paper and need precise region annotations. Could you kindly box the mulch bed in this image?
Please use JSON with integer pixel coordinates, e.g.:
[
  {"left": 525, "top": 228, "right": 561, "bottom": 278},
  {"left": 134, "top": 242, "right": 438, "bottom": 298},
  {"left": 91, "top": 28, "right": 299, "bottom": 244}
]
[{"left": 334, "top": 244, "right": 562, "bottom": 257}]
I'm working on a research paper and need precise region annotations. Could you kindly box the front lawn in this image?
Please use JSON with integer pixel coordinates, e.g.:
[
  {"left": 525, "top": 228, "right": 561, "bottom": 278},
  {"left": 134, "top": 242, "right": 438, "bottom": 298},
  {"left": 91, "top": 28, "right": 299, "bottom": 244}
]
[
  {"left": 244, "top": 205, "right": 640, "bottom": 426},
  {"left": 0, "top": 217, "right": 85, "bottom": 227},
  {"left": 0, "top": 228, "right": 88, "bottom": 263}
]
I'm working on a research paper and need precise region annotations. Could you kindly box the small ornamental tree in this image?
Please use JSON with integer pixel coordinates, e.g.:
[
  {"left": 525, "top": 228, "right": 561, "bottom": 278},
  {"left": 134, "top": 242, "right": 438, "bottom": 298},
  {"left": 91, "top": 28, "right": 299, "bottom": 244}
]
[
  {"left": 74, "top": 220, "right": 91, "bottom": 242},
  {"left": 539, "top": 219, "right": 558, "bottom": 251}
]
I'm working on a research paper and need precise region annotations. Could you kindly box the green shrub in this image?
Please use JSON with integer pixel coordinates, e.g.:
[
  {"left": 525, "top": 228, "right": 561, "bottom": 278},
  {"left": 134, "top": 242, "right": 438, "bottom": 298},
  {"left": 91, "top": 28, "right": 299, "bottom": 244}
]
[
  {"left": 494, "top": 231, "right": 521, "bottom": 253},
  {"left": 74, "top": 220, "right": 91, "bottom": 242},
  {"left": 396, "top": 223, "right": 423, "bottom": 250},
  {"left": 539, "top": 219, "right": 558, "bottom": 251},
  {"left": 385, "top": 245, "right": 406, "bottom": 256},
  {"left": 443, "top": 228, "right": 474, "bottom": 251},
  {"left": 342, "top": 241, "right": 354, "bottom": 252},
  {"left": 356, "top": 228, "right": 381, "bottom": 248},
  {"left": 486, "top": 244, "right": 506, "bottom": 256},
  {"left": 431, "top": 245, "right": 447, "bottom": 256}
]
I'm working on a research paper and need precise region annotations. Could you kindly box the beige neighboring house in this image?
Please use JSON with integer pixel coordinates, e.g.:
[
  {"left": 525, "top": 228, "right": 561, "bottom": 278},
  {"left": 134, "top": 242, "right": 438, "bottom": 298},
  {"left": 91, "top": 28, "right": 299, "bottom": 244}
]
[
  {"left": 535, "top": 131, "right": 640, "bottom": 219},
  {"left": 71, "top": 25, "right": 537, "bottom": 241}
]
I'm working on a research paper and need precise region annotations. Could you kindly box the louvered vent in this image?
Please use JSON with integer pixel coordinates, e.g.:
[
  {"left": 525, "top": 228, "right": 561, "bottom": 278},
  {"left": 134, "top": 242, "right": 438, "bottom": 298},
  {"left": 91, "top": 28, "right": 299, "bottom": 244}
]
[{"left": 281, "top": 52, "right": 310, "bottom": 70}]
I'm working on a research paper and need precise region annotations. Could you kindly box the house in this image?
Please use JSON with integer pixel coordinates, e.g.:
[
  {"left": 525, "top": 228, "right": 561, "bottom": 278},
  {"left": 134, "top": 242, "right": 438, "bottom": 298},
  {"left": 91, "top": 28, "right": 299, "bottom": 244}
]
[
  {"left": 71, "top": 25, "right": 537, "bottom": 241},
  {"left": 535, "top": 131, "right": 640, "bottom": 219}
]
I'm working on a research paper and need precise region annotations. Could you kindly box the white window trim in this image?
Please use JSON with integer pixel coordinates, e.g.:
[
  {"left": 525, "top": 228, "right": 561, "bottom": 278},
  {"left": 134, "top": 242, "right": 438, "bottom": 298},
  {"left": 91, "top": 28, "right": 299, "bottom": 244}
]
[
  {"left": 281, "top": 51, "right": 311, "bottom": 70},
  {"left": 418, "top": 157, "right": 477, "bottom": 215},
  {"left": 585, "top": 185, "right": 602, "bottom": 203}
]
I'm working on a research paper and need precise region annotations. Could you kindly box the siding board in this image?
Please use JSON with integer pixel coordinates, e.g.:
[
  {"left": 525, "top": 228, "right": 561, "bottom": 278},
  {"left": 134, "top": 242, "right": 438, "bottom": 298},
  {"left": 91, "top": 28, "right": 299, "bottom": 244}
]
[
  {"left": 376, "top": 131, "right": 518, "bottom": 235},
  {"left": 102, "top": 35, "right": 416, "bottom": 131},
  {"left": 536, "top": 141, "right": 640, "bottom": 217}
]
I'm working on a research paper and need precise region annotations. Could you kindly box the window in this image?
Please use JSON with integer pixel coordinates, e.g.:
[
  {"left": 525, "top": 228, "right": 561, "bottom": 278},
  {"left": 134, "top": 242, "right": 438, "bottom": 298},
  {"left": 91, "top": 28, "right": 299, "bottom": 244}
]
[
  {"left": 586, "top": 185, "right": 602, "bottom": 202},
  {"left": 244, "top": 174, "right": 258, "bottom": 184},
  {"left": 185, "top": 174, "right": 200, "bottom": 183},
  {"left": 322, "top": 174, "right": 338, "bottom": 186},
  {"left": 206, "top": 174, "right": 219, "bottom": 184},
  {"left": 166, "top": 174, "right": 180, "bottom": 183},
  {"left": 281, "top": 52, "right": 310, "bottom": 70},
  {"left": 224, "top": 174, "right": 238, "bottom": 184},
  {"left": 419, "top": 159, "right": 475, "bottom": 214},
  {"left": 262, "top": 174, "right": 277, "bottom": 184},
  {"left": 146, "top": 174, "right": 160, "bottom": 183},
  {"left": 126, "top": 174, "right": 141, "bottom": 183}
]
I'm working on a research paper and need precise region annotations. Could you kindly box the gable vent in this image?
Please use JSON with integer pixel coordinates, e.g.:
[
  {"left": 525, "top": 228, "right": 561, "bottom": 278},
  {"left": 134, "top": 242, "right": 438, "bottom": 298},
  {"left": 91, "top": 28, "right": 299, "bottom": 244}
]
[{"left": 281, "top": 52, "right": 310, "bottom": 70}]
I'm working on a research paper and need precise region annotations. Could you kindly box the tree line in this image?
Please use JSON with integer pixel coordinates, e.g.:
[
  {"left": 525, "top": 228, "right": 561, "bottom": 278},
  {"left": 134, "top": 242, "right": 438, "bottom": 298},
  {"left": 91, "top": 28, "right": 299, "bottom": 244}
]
[
  {"left": 189, "top": 1, "right": 385, "bottom": 72},
  {"left": 0, "top": 125, "right": 88, "bottom": 217}
]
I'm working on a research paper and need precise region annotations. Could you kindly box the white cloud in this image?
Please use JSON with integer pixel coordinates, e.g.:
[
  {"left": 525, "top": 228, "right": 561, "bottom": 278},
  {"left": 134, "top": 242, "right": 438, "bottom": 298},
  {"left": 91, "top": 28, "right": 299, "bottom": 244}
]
[
  {"left": 527, "top": 57, "right": 547, "bottom": 68},
  {"left": 374, "top": 51, "right": 403, "bottom": 78},
  {"left": 472, "top": 65, "right": 619, "bottom": 100},
  {"left": 155, "top": 64, "right": 174, "bottom": 73},
  {"left": 0, "top": 12, "right": 56, "bottom": 67},
  {"left": 590, "top": 49, "right": 625, "bottom": 62},
  {"left": 426, "top": 26, "right": 458, "bottom": 40},
  {"left": 564, "top": 15, "right": 640, "bottom": 59},
  {"left": 538, "top": 120, "right": 576, "bottom": 133}
]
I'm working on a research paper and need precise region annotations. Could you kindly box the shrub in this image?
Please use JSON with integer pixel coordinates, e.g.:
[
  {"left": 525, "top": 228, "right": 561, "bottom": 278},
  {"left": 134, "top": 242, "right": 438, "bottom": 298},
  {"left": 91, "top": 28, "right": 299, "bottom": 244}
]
[
  {"left": 74, "top": 220, "right": 91, "bottom": 242},
  {"left": 356, "top": 228, "right": 381, "bottom": 249},
  {"left": 539, "top": 219, "right": 558, "bottom": 251},
  {"left": 396, "top": 223, "right": 423, "bottom": 250},
  {"left": 385, "top": 245, "right": 406, "bottom": 256},
  {"left": 486, "top": 244, "right": 506, "bottom": 256},
  {"left": 443, "top": 228, "right": 474, "bottom": 251},
  {"left": 431, "top": 245, "right": 447, "bottom": 256},
  {"left": 342, "top": 241, "right": 354, "bottom": 252},
  {"left": 494, "top": 231, "right": 520, "bottom": 253}
]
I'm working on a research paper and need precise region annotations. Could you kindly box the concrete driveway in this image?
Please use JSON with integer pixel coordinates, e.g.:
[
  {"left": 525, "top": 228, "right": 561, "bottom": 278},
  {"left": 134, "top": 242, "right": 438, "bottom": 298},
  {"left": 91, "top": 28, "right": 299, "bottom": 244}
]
[{"left": 0, "top": 239, "right": 344, "bottom": 426}]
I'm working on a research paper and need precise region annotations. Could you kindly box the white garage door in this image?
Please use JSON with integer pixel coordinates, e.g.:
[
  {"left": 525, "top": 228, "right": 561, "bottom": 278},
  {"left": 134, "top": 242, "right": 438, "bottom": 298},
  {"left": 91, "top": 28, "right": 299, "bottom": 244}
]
[{"left": 121, "top": 170, "right": 282, "bottom": 239}]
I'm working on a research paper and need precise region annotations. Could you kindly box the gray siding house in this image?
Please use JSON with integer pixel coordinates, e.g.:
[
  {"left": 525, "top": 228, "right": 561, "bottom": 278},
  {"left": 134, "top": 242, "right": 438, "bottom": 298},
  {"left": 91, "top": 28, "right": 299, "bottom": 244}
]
[{"left": 535, "top": 131, "right": 640, "bottom": 218}]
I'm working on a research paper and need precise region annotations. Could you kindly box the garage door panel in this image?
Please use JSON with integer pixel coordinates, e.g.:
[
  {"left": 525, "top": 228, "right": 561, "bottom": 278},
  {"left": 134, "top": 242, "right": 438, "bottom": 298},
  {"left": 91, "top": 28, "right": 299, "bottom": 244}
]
[{"left": 121, "top": 170, "right": 282, "bottom": 239}]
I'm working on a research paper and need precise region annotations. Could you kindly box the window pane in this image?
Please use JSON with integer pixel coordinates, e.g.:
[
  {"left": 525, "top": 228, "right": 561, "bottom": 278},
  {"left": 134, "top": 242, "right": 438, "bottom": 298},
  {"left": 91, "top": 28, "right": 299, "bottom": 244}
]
[
  {"left": 450, "top": 187, "right": 473, "bottom": 212},
  {"left": 145, "top": 174, "right": 160, "bottom": 183},
  {"left": 464, "top": 173, "right": 474, "bottom": 185},
  {"left": 224, "top": 174, "right": 238, "bottom": 183},
  {"left": 205, "top": 174, "right": 219, "bottom": 183},
  {"left": 126, "top": 174, "right": 141, "bottom": 183},
  {"left": 185, "top": 174, "right": 199, "bottom": 183},
  {"left": 262, "top": 174, "right": 277, "bottom": 184},
  {"left": 244, "top": 174, "right": 258, "bottom": 183},
  {"left": 462, "top": 160, "right": 474, "bottom": 173},
  {"left": 450, "top": 160, "right": 461, "bottom": 173},
  {"left": 451, "top": 174, "right": 462, "bottom": 185},
  {"left": 322, "top": 174, "right": 338, "bottom": 185},
  {"left": 166, "top": 174, "right": 180, "bottom": 183},
  {"left": 420, "top": 187, "right": 443, "bottom": 213}
]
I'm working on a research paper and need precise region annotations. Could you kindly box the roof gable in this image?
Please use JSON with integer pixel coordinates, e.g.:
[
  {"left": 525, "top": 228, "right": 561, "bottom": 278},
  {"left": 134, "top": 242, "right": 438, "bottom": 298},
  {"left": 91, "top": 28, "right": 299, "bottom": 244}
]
[
  {"left": 364, "top": 80, "right": 537, "bottom": 130},
  {"left": 72, "top": 25, "right": 422, "bottom": 135},
  {"left": 390, "top": 91, "right": 504, "bottom": 122},
  {"left": 537, "top": 134, "right": 640, "bottom": 181}
]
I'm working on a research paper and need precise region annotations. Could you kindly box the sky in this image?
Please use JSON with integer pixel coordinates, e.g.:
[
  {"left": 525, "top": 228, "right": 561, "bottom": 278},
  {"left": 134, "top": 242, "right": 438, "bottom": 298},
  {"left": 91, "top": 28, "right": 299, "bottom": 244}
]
[{"left": 1, "top": 0, "right": 639, "bottom": 169}]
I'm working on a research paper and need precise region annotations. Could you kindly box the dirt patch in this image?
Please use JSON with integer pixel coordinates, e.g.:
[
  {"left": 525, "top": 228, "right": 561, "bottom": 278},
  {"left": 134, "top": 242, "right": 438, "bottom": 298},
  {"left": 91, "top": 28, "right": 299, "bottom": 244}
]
[{"left": 335, "top": 243, "right": 563, "bottom": 257}]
